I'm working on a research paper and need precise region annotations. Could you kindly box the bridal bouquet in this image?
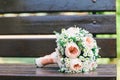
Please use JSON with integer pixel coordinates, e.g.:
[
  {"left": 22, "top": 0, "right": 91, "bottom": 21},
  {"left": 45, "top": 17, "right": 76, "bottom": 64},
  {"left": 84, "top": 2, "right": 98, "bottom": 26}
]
[{"left": 35, "top": 27, "right": 100, "bottom": 73}]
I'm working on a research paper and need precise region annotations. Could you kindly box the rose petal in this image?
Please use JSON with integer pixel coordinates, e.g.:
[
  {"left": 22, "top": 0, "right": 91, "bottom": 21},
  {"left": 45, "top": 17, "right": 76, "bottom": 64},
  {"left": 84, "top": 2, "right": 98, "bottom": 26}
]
[
  {"left": 70, "top": 59, "right": 82, "bottom": 71},
  {"left": 65, "top": 42, "right": 80, "bottom": 58}
]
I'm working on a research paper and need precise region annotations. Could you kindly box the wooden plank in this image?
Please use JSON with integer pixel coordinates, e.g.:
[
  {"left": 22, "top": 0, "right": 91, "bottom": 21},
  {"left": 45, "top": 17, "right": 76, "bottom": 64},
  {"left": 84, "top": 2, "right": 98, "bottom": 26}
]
[
  {"left": 97, "top": 38, "right": 116, "bottom": 58},
  {"left": 0, "top": 0, "right": 116, "bottom": 13},
  {"left": 0, "top": 15, "right": 116, "bottom": 34},
  {"left": 0, "top": 64, "right": 116, "bottom": 80},
  {"left": 0, "top": 38, "right": 116, "bottom": 58},
  {"left": 0, "top": 76, "right": 116, "bottom": 80}
]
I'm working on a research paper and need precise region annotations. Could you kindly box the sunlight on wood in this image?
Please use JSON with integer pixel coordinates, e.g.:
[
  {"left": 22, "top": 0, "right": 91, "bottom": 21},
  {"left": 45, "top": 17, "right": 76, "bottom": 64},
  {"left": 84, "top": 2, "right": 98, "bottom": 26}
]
[
  {"left": 35, "top": 13, "right": 47, "bottom": 16},
  {"left": 0, "top": 35, "right": 56, "bottom": 39},
  {"left": 18, "top": 13, "right": 35, "bottom": 16},
  {"left": 3, "top": 13, "right": 18, "bottom": 17},
  {"left": 60, "top": 12, "right": 88, "bottom": 15}
]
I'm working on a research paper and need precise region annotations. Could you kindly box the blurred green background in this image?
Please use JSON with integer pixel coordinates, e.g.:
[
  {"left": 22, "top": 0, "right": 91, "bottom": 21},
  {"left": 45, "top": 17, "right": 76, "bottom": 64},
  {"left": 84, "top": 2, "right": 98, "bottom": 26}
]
[
  {"left": 117, "top": 0, "right": 120, "bottom": 58},
  {"left": 0, "top": 0, "right": 120, "bottom": 80},
  {"left": 115, "top": 0, "right": 120, "bottom": 79}
]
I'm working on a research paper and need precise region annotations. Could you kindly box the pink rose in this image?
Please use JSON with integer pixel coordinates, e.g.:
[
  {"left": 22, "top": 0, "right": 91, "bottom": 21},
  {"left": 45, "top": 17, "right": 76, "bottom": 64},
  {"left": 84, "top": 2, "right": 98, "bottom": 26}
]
[
  {"left": 70, "top": 59, "right": 82, "bottom": 71},
  {"left": 84, "top": 37, "right": 94, "bottom": 49},
  {"left": 65, "top": 42, "right": 80, "bottom": 58}
]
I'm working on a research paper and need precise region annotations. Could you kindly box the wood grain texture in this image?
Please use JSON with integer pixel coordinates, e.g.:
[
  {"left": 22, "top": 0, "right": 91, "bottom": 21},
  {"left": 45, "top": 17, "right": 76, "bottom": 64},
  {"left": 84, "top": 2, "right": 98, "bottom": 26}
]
[
  {"left": 0, "top": 64, "right": 116, "bottom": 80},
  {"left": 0, "top": 38, "right": 116, "bottom": 58},
  {"left": 0, "top": 0, "right": 116, "bottom": 13},
  {"left": 0, "top": 15, "right": 116, "bottom": 34}
]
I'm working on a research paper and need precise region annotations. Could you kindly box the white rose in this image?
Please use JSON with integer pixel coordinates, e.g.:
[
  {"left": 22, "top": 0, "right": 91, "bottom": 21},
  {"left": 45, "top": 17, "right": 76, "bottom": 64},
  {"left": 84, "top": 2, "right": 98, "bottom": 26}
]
[{"left": 66, "top": 27, "right": 80, "bottom": 37}]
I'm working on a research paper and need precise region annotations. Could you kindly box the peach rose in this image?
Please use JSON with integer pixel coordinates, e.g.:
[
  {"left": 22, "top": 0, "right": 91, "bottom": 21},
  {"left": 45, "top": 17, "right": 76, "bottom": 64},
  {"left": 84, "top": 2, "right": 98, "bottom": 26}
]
[
  {"left": 65, "top": 42, "right": 80, "bottom": 58},
  {"left": 84, "top": 37, "right": 94, "bottom": 49},
  {"left": 70, "top": 59, "right": 82, "bottom": 71}
]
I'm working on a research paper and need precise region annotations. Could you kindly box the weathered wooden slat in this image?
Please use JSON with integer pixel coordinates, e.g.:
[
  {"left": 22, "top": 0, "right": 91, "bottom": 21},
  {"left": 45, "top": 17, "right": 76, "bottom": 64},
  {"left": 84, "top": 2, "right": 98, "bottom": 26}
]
[
  {"left": 0, "top": 0, "right": 116, "bottom": 13},
  {"left": 0, "top": 64, "right": 116, "bottom": 80},
  {"left": 0, "top": 15, "right": 116, "bottom": 34},
  {"left": 97, "top": 38, "right": 116, "bottom": 58},
  {"left": 0, "top": 77, "right": 116, "bottom": 80},
  {"left": 0, "top": 38, "right": 116, "bottom": 58}
]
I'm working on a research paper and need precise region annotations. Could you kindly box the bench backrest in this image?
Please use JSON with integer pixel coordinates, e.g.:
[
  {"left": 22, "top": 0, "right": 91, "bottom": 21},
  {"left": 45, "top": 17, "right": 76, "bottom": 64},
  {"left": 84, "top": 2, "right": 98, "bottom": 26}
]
[{"left": 0, "top": 0, "right": 116, "bottom": 58}]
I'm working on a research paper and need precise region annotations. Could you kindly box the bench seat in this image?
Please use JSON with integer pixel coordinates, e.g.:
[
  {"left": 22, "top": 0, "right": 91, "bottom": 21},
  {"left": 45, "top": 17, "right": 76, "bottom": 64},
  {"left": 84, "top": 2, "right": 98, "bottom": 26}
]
[{"left": 0, "top": 64, "right": 116, "bottom": 80}]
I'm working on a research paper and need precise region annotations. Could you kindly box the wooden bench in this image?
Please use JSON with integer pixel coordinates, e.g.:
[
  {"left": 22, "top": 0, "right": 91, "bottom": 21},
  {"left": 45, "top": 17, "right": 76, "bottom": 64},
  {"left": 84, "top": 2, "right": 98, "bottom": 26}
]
[{"left": 0, "top": 0, "right": 116, "bottom": 80}]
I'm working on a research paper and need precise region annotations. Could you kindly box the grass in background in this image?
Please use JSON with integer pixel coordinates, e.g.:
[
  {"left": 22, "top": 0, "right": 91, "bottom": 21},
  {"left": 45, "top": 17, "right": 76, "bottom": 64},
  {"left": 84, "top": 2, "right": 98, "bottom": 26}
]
[
  {"left": 0, "top": 58, "right": 34, "bottom": 64},
  {"left": 117, "top": 0, "right": 120, "bottom": 80}
]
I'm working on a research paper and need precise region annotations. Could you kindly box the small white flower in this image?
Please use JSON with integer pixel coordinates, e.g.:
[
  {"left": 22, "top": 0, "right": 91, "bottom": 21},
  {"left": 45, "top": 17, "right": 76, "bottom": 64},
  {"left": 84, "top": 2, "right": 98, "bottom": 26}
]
[
  {"left": 94, "top": 49, "right": 99, "bottom": 56},
  {"left": 83, "top": 52, "right": 88, "bottom": 57},
  {"left": 88, "top": 50, "right": 94, "bottom": 57},
  {"left": 79, "top": 56, "right": 85, "bottom": 61},
  {"left": 64, "top": 58, "right": 70, "bottom": 68}
]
